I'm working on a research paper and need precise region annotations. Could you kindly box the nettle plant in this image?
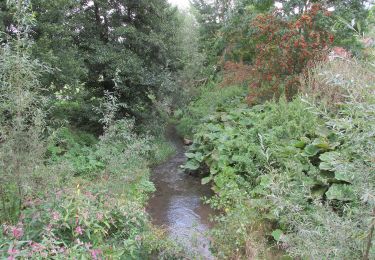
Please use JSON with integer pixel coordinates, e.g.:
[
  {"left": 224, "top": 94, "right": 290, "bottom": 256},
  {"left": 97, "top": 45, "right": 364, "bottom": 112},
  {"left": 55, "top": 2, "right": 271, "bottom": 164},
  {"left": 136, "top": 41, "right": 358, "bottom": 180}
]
[{"left": 248, "top": 4, "right": 334, "bottom": 103}]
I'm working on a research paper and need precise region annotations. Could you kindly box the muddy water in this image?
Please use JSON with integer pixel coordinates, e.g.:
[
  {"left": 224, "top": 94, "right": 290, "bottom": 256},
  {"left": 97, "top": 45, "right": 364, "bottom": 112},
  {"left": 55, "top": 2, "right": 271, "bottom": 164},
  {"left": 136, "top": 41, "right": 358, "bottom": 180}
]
[{"left": 147, "top": 126, "right": 216, "bottom": 259}]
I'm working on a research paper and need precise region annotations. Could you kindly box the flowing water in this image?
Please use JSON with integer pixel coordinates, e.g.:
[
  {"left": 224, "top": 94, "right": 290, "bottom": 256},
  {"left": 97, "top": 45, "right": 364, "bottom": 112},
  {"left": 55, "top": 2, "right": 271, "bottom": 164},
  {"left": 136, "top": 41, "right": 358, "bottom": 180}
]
[{"left": 147, "top": 126, "right": 216, "bottom": 259}]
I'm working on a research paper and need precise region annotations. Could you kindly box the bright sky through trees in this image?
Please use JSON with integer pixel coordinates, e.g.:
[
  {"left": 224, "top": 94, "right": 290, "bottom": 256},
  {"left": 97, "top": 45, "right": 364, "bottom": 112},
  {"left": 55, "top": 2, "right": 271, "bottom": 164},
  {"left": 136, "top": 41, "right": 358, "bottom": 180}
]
[{"left": 169, "top": 0, "right": 190, "bottom": 9}]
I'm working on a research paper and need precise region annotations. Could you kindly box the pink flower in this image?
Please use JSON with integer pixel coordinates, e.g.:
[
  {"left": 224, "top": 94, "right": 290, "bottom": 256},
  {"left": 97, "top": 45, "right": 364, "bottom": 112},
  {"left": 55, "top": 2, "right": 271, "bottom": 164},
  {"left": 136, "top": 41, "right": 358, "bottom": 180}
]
[
  {"left": 31, "top": 242, "right": 44, "bottom": 252},
  {"left": 75, "top": 226, "right": 84, "bottom": 235},
  {"left": 11, "top": 226, "right": 23, "bottom": 240},
  {"left": 52, "top": 211, "right": 60, "bottom": 221},
  {"left": 7, "top": 247, "right": 19, "bottom": 260},
  {"left": 90, "top": 249, "right": 102, "bottom": 260}
]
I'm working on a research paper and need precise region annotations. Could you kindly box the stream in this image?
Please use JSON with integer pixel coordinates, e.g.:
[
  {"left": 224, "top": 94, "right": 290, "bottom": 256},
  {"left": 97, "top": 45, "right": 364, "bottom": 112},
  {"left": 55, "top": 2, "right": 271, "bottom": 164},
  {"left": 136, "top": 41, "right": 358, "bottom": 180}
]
[{"left": 147, "top": 126, "right": 216, "bottom": 259}]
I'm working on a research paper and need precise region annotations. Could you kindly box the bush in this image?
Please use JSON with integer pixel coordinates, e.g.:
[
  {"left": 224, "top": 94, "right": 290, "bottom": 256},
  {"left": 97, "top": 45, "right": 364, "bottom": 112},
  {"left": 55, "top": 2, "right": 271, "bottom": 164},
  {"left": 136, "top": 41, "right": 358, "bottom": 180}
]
[
  {"left": 176, "top": 82, "right": 246, "bottom": 138},
  {"left": 184, "top": 59, "right": 375, "bottom": 259},
  {"left": 0, "top": 0, "right": 48, "bottom": 223}
]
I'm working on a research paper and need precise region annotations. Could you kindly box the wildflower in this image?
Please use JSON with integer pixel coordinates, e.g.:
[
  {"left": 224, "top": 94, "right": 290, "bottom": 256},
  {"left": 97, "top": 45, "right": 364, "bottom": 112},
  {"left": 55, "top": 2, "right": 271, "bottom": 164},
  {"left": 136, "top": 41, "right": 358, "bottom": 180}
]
[
  {"left": 7, "top": 247, "right": 19, "bottom": 260},
  {"left": 90, "top": 248, "right": 102, "bottom": 260},
  {"left": 52, "top": 211, "right": 60, "bottom": 221},
  {"left": 11, "top": 226, "right": 23, "bottom": 240},
  {"left": 96, "top": 212, "right": 104, "bottom": 221},
  {"left": 75, "top": 226, "right": 84, "bottom": 235}
]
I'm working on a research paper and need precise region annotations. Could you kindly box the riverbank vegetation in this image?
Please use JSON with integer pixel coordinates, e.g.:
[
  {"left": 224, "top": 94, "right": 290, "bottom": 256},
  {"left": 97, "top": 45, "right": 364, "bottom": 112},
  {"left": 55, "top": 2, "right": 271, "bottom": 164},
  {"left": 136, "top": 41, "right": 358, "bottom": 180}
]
[
  {"left": 0, "top": 0, "right": 190, "bottom": 258},
  {"left": 0, "top": 0, "right": 374, "bottom": 259},
  {"left": 180, "top": 0, "right": 375, "bottom": 259}
]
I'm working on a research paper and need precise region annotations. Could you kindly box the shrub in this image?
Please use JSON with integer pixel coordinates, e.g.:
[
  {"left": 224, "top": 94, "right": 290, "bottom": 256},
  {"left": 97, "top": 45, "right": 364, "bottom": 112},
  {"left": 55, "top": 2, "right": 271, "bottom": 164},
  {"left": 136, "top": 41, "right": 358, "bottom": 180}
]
[
  {"left": 0, "top": 0, "right": 49, "bottom": 223},
  {"left": 184, "top": 59, "right": 375, "bottom": 259},
  {"left": 176, "top": 81, "right": 246, "bottom": 138}
]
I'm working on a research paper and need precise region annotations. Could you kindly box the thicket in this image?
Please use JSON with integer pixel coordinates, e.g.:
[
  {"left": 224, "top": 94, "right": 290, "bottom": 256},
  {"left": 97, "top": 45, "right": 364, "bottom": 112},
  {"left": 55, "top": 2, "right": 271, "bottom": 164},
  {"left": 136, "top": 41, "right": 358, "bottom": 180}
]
[{"left": 183, "top": 58, "right": 375, "bottom": 259}]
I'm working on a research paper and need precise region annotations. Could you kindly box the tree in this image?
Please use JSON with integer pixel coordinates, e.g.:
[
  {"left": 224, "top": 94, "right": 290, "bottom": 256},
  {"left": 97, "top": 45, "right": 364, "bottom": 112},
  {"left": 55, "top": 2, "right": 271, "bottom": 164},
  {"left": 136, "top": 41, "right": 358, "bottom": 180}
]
[
  {"left": 0, "top": 0, "right": 185, "bottom": 133},
  {"left": 191, "top": 0, "right": 236, "bottom": 66}
]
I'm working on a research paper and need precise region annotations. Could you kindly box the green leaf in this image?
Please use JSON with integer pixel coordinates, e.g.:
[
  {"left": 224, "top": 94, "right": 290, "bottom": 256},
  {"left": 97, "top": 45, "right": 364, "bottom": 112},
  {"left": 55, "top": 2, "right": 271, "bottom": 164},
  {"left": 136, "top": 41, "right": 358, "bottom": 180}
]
[
  {"left": 319, "top": 152, "right": 341, "bottom": 163},
  {"left": 326, "top": 184, "right": 356, "bottom": 201},
  {"left": 184, "top": 160, "right": 200, "bottom": 171},
  {"left": 312, "top": 138, "right": 331, "bottom": 150},
  {"left": 201, "top": 176, "right": 212, "bottom": 185},
  {"left": 185, "top": 152, "right": 196, "bottom": 159},
  {"left": 271, "top": 229, "right": 284, "bottom": 242},
  {"left": 334, "top": 170, "right": 354, "bottom": 183},
  {"left": 319, "top": 162, "right": 333, "bottom": 171},
  {"left": 293, "top": 140, "right": 306, "bottom": 149},
  {"left": 303, "top": 145, "right": 320, "bottom": 157}
]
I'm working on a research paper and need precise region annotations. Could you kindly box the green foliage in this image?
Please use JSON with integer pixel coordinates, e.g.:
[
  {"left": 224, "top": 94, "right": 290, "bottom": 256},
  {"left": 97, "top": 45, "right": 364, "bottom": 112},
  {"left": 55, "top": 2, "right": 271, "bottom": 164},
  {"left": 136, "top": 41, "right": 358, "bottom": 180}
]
[
  {"left": 0, "top": 184, "right": 182, "bottom": 259},
  {"left": 0, "top": 2, "right": 183, "bottom": 256},
  {"left": 27, "top": 0, "right": 184, "bottom": 130},
  {"left": 176, "top": 82, "right": 246, "bottom": 138},
  {"left": 0, "top": 0, "right": 49, "bottom": 223},
  {"left": 183, "top": 59, "right": 375, "bottom": 259},
  {"left": 47, "top": 128, "right": 102, "bottom": 176}
]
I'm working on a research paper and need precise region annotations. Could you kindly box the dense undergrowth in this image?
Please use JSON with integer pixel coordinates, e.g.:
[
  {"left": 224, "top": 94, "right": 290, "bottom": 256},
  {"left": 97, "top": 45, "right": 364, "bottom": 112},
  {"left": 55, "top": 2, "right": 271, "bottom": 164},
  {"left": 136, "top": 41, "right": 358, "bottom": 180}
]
[
  {"left": 180, "top": 59, "right": 375, "bottom": 259},
  {"left": 0, "top": 2, "right": 183, "bottom": 258},
  {"left": 1, "top": 114, "right": 181, "bottom": 258}
]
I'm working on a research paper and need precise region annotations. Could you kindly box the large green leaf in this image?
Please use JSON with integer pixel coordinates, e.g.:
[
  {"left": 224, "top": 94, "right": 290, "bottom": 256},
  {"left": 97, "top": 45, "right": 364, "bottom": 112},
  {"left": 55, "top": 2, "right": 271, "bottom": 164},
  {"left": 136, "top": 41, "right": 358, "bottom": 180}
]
[
  {"left": 292, "top": 140, "right": 306, "bottom": 149},
  {"left": 326, "top": 184, "right": 356, "bottom": 201},
  {"left": 271, "top": 229, "right": 284, "bottom": 242},
  {"left": 303, "top": 144, "right": 320, "bottom": 157},
  {"left": 184, "top": 160, "right": 200, "bottom": 171},
  {"left": 334, "top": 170, "right": 354, "bottom": 183}
]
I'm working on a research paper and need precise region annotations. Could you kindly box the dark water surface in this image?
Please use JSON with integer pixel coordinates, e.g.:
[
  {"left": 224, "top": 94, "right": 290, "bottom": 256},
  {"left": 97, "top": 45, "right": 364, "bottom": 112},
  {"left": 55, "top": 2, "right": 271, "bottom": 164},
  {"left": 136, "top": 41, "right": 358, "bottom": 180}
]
[{"left": 147, "top": 126, "right": 216, "bottom": 259}]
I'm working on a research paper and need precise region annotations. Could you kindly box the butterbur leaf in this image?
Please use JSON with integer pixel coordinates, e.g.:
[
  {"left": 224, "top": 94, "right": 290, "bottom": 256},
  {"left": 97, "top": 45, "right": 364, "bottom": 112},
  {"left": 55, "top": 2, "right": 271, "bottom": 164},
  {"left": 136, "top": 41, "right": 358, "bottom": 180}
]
[
  {"left": 319, "top": 162, "right": 333, "bottom": 171},
  {"left": 271, "top": 229, "right": 284, "bottom": 242},
  {"left": 303, "top": 144, "right": 320, "bottom": 156},
  {"left": 201, "top": 176, "right": 212, "bottom": 185},
  {"left": 319, "top": 152, "right": 341, "bottom": 163},
  {"left": 335, "top": 170, "right": 354, "bottom": 183},
  {"left": 327, "top": 132, "right": 338, "bottom": 143},
  {"left": 185, "top": 153, "right": 196, "bottom": 159},
  {"left": 326, "top": 184, "right": 356, "bottom": 201},
  {"left": 312, "top": 138, "right": 331, "bottom": 150},
  {"left": 184, "top": 160, "right": 200, "bottom": 171},
  {"left": 292, "top": 140, "right": 306, "bottom": 149}
]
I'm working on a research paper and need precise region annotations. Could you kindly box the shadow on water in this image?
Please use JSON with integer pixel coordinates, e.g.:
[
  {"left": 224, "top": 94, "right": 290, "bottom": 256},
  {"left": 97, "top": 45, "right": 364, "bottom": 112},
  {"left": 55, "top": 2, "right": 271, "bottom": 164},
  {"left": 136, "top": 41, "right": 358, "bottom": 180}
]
[{"left": 147, "top": 126, "right": 216, "bottom": 259}]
